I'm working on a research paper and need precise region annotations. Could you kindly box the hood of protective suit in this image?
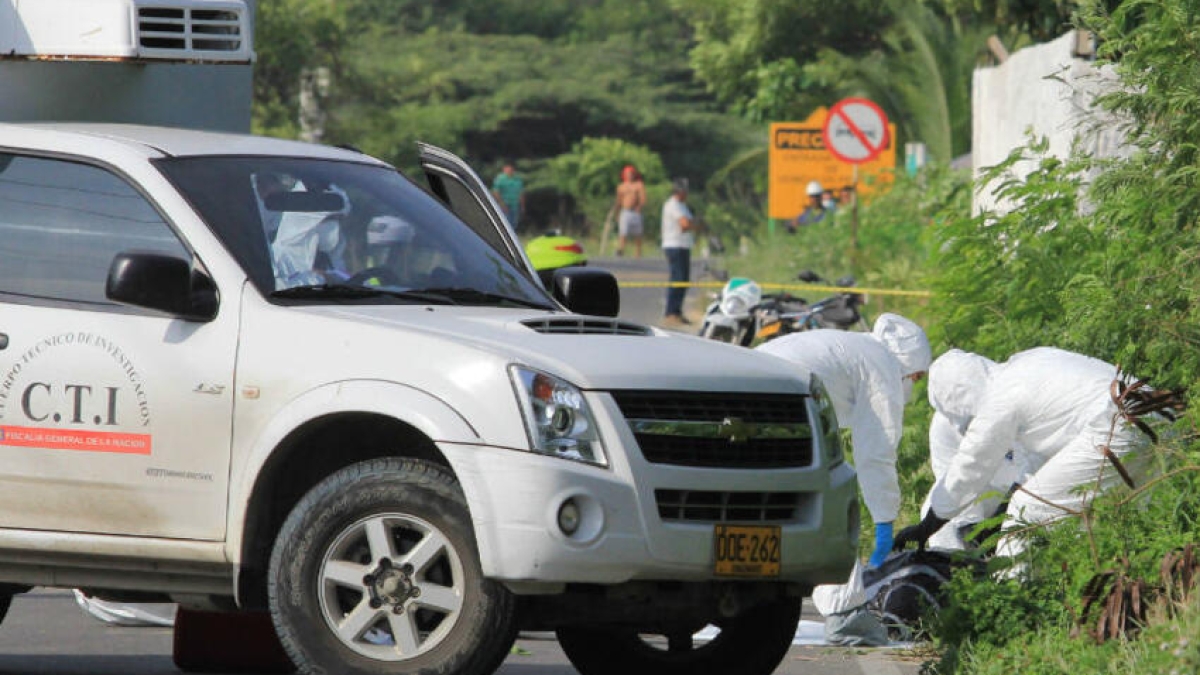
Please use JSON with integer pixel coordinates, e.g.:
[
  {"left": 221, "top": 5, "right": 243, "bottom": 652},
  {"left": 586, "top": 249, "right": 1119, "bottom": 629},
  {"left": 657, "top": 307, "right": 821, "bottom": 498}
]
[
  {"left": 871, "top": 313, "right": 931, "bottom": 378},
  {"left": 927, "top": 349, "right": 996, "bottom": 433}
]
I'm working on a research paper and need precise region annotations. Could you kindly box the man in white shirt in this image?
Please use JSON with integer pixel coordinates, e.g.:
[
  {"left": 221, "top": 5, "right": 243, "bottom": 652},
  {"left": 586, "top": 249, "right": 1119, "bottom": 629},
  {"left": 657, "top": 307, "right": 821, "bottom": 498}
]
[{"left": 660, "top": 178, "right": 694, "bottom": 326}]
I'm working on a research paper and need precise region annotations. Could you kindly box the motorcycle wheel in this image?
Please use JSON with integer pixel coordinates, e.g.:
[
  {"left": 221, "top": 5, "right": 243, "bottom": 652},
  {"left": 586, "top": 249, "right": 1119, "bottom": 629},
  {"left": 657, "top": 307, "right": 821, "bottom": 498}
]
[
  {"left": 700, "top": 322, "right": 735, "bottom": 343},
  {"left": 734, "top": 323, "right": 754, "bottom": 347}
]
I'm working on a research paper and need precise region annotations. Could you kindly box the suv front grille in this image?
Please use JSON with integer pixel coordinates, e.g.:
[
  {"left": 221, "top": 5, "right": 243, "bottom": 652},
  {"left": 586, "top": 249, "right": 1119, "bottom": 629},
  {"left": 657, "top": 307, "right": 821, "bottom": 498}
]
[
  {"left": 612, "top": 391, "right": 814, "bottom": 468},
  {"left": 656, "top": 490, "right": 806, "bottom": 522}
]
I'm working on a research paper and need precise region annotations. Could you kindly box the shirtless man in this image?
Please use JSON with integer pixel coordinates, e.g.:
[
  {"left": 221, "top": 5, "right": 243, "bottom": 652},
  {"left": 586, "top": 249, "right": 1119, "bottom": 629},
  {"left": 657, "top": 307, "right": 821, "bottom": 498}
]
[{"left": 612, "top": 165, "right": 646, "bottom": 257}]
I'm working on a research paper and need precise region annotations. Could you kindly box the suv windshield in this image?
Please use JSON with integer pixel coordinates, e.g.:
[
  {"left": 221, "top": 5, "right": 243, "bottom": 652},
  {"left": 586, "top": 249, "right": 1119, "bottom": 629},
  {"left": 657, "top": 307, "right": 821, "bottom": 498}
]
[{"left": 156, "top": 157, "right": 553, "bottom": 309}]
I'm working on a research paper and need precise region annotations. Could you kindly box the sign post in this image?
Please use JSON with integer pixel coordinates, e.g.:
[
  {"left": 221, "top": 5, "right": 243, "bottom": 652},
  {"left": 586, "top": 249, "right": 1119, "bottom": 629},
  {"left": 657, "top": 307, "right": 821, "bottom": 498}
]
[{"left": 822, "top": 98, "right": 891, "bottom": 260}]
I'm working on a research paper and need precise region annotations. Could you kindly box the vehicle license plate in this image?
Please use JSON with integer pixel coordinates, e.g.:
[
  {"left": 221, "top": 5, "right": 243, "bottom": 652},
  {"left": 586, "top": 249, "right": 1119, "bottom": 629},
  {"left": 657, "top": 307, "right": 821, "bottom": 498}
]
[
  {"left": 756, "top": 322, "right": 782, "bottom": 340},
  {"left": 713, "top": 524, "right": 781, "bottom": 577}
]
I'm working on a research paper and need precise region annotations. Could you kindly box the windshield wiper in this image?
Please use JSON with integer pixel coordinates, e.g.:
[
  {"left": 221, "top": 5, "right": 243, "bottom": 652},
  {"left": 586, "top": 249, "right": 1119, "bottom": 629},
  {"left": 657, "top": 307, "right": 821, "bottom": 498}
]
[
  {"left": 271, "top": 284, "right": 383, "bottom": 299},
  {"left": 414, "top": 287, "right": 555, "bottom": 310},
  {"left": 270, "top": 284, "right": 454, "bottom": 304}
]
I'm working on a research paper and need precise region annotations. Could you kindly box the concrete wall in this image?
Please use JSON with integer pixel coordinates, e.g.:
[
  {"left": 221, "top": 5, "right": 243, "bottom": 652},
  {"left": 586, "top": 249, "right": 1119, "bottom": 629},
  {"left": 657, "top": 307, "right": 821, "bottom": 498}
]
[
  {"left": 0, "top": 0, "right": 256, "bottom": 133},
  {"left": 0, "top": 62, "right": 252, "bottom": 132},
  {"left": 972, "top": 30, "right": 1127, "bottom": 214}
]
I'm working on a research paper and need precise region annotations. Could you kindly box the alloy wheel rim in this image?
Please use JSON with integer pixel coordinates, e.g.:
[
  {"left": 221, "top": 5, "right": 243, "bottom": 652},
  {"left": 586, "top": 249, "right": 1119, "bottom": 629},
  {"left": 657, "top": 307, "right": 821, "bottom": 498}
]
[{"left": 317, "top": 513, "right": 465, "bottom": 661}]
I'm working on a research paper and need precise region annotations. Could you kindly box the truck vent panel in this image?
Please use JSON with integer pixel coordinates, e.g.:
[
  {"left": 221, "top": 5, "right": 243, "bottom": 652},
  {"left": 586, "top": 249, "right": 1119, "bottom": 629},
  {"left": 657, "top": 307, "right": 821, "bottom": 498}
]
[
  {"left": 612, "top": 391, "right": 814, "bottom": 468},
  {"left": 137, "top": 5, "right": 245, "bottom": 56},
  {"left": 655, "top": 490, "right": 807, "bottom": 523},
  {"left": 522, "top": 318, "right": 651, "bottom": 336}
]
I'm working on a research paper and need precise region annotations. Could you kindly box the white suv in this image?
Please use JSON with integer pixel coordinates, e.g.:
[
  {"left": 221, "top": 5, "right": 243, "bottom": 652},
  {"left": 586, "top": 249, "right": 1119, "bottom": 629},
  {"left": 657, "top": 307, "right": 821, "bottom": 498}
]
[{"left": 0, "top": 124, "right": 858, "bottom": 675}]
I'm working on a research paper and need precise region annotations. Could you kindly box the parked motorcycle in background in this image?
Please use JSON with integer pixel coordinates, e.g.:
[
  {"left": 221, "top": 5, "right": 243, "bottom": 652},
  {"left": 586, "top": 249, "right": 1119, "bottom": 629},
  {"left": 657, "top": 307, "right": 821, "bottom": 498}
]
[
  {"left": 698, "top": 277, "right": 762, "bottom": 346},
  {"left": 753, "top": 270, "right": 868, "bottom": 342},
  {"left": 698, "top": 271, "right": 868, "bottom": 347}
]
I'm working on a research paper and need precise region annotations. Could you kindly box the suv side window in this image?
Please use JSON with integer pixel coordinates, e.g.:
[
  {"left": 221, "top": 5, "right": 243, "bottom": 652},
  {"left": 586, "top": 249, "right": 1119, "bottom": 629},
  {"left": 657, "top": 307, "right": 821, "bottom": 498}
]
[{"left": 0, "top": 153, "right": 188, "bottom": 306}]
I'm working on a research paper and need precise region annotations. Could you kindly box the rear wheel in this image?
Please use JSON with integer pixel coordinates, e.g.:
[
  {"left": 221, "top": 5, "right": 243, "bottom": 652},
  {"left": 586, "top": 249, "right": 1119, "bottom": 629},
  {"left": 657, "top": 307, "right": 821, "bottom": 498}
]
[
  {"left": 268, "top": 458, "right": 517, "bottom": 675},
  {"left": 556, "top": 599, "right": 801, "bottom": 675}
]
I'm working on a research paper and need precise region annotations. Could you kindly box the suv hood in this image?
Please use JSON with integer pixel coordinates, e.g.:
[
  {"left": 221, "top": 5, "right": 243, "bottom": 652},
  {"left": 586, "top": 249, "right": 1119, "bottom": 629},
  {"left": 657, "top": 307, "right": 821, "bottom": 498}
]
[{"left": 304, "top": 305, "right": 809, "bottom": 395}]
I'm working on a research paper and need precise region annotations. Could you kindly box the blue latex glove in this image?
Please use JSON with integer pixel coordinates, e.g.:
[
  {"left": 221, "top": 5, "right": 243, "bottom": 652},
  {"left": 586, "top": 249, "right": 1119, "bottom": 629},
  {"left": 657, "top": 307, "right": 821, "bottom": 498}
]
[{"left": 868, "top": 522, "right": 894, "bottom": 568}]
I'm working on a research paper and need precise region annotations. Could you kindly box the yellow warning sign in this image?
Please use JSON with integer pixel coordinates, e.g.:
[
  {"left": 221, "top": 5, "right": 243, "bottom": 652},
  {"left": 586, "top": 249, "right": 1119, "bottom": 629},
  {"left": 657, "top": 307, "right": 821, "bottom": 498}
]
[{"left": 768, "top": 107, "right": 896, "bottom": 220}]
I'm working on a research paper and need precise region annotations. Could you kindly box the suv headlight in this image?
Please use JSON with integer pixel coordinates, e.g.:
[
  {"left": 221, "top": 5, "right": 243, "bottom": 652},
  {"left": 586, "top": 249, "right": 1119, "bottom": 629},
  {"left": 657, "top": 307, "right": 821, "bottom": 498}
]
[
  {"left": 810, "top": 373, "right": 844, "bottom": 467},
  {"left": 510, "top": 366, "right": 607, "bottom": 467}
]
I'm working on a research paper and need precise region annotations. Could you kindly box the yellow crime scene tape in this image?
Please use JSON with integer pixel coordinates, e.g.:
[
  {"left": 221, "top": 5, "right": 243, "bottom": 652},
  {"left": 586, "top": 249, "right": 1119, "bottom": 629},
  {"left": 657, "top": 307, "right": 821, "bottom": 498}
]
[{"left": 617, "top": 281, "right": 932, "bottom": 299}]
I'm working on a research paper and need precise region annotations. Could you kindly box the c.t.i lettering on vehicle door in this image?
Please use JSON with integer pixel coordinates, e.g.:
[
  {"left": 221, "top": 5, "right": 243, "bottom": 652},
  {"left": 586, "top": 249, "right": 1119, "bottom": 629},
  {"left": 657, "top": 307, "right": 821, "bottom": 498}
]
[{"left": 0, "top": 332, "right": 154, "bottom": 453}]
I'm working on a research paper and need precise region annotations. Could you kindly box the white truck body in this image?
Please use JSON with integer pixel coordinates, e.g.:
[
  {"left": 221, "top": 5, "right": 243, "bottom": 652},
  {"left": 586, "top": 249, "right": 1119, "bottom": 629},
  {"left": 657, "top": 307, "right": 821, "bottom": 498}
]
[{"left": 0, "top": 121, "right": 856, "bottom": 675}]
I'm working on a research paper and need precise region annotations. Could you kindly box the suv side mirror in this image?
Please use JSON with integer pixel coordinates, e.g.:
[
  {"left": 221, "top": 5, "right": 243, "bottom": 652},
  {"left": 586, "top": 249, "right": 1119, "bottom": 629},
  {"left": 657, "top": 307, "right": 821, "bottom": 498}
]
[
  {"left": 551, "top": 268, "right": 620, "bottom": 318},
  {"left": 106, "top": 251, "right": 219, "bottom": 322}
]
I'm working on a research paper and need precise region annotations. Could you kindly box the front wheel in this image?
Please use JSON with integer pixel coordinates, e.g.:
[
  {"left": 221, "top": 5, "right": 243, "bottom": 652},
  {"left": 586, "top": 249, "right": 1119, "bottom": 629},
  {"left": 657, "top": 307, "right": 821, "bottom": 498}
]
[
  {"left": 268, "top": 458, "right": 517, "bottom": 675},
  {"left": 700, "top": 320, "right": 735, "bottom": 343},
  {"left": 556, "top": 599, "right": 801, "bottom": 675}
]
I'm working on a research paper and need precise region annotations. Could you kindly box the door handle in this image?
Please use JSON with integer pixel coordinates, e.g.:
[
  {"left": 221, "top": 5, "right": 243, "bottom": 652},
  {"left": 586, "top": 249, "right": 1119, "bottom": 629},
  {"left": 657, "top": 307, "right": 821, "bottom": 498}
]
[{"left": 0, "top": 333, "right": 7, "bottom": 350}]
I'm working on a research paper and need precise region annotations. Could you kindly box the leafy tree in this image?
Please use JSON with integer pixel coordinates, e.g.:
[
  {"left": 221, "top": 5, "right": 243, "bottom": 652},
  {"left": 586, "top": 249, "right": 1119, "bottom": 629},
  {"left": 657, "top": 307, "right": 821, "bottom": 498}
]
[
  {"left": 671, "top": 0, "right": 891, "bottom": 120},
  {"left": 804, "top": 2, "right": 990, "bottom": 161},
  {"left": 252, "top": 0, "right": 347, "bottom": 137},
  {"left": 935, "top": 0, "right": 1078, "bottom": 41},
  {"left": 923, "top": 2, "right": 1200, "bottom": 671},
  {"left": 541, "top": 137, "right": 668, "bottom": 229},
  {"left": 324, "top": 28, "right": 757, "bottom": 209}
]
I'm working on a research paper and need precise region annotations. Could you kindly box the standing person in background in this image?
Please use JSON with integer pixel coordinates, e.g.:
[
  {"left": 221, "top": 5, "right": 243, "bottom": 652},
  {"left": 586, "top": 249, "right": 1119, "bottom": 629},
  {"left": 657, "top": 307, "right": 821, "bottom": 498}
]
[
  {"left": 790, "top": 180, "right": 827, "bottom": 232},
  {"left": 612, "top": 164, "right": 646, "bottom": 258},
  {"left": 491, "top": 161, "right": 525, "bottom": 230},
  {"left": 661, "top": 177, "right": 694, "bottom": 327}
]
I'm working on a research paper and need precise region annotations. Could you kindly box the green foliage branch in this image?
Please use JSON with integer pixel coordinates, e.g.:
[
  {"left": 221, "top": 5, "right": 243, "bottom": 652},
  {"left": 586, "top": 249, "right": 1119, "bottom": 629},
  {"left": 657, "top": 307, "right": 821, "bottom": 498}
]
[{"left": 921, "top": 1, "right": 1200, "bottom": 672}]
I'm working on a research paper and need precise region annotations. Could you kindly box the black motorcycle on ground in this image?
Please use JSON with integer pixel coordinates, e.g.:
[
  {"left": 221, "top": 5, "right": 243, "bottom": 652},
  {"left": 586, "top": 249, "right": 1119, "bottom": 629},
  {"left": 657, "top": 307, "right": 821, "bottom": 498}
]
[{"left": 751, "top": 270, "right": 868, "bottom": 343}]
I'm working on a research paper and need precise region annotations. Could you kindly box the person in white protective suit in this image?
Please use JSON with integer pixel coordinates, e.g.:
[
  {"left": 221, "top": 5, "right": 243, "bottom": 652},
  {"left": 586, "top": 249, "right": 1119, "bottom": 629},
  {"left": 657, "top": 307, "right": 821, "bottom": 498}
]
[
  {"left": 893, "top": 347, "right": 1168, "bottom": 561},
  {"left": 271, "top": 184, "right": 351, "bottom": 289},
  {"left": 756, "top": 313, "right": 932, "bottom": 568},
  {"left": 921, "top": 349, "right": 1031, "bottom": 550}
]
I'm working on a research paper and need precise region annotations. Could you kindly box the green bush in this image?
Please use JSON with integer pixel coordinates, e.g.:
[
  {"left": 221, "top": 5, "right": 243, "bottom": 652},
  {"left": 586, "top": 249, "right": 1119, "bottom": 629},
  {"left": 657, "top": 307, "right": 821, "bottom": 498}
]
[
  {"left": 539, "top": 137, "right": 668, "bottom": 235},
  {"left": 918, "top": 3, "right": 1200, "bottom": 671}
]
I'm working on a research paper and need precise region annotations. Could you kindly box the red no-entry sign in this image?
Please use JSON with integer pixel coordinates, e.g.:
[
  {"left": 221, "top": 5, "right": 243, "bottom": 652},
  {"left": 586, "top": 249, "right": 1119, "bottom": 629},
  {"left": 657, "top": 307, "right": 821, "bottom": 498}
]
[{"left": 823, "top": 98, "right": 891, "bottom": 164}]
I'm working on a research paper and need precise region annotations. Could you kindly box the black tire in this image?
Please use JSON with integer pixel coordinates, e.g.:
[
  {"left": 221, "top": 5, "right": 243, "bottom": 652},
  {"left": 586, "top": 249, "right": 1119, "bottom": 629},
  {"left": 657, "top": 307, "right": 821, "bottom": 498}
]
[
  {"left": 555, "top": 599, "right": 801, "bottom": 675},
  {"left": 735, "top": 322, "right": 755, "bottom": 347},
  {"left": 268, "top": 458, "right": 517, "bottom": 675},
  {"left": 700, "top": 321, "right": 734, "bottom": 343}
]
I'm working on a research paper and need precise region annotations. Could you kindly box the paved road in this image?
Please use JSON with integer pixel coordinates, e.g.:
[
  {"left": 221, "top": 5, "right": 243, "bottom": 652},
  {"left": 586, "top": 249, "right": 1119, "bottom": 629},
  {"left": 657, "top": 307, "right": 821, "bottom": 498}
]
[
  {"left": 0, "top": 590, "right": 926, "bottom": 675},
  {"left": 595, "top": 254, "right": 724, "bottom": 328}
]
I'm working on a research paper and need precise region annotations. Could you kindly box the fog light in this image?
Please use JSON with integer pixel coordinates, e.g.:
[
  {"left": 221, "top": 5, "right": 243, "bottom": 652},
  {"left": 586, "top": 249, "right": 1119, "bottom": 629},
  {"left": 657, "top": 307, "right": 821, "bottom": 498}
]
[{"left": 558, "top": 499, "right": 581, "bottom": 535}]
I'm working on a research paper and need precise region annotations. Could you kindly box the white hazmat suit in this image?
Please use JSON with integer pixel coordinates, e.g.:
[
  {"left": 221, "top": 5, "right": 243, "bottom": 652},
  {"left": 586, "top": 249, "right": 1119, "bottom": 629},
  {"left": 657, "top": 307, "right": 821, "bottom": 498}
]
[
  {"left": 271, "top": 185, "right": 350, "bottom": 289},
  {"left": 756, "top": 313, "right": 931, "bottom": 566},
  {"left": 904, "top": 347, "right": 1154, "bottom": 560},
  {"left": 922, "top": 350, "right": 1031, "bottom": 550}
]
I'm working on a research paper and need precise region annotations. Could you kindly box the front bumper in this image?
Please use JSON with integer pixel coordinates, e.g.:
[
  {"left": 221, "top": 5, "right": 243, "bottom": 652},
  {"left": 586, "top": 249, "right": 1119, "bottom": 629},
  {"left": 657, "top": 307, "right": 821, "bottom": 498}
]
[{"left": 438, "top": 394, "right": 858, "bottom": 591}]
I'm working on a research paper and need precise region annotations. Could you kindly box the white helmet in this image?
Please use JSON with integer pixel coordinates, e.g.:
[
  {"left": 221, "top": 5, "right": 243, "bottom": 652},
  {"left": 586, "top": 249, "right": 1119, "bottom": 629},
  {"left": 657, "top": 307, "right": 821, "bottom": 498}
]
[
  {"left": 871, "top": 313, "right": 931, "bottom": 377},
  {"left": 366, "top": 215, "right": 415, "bottom": 246},
  {"left": 806, "top": 180, "right": 823, "bottom": 197}
]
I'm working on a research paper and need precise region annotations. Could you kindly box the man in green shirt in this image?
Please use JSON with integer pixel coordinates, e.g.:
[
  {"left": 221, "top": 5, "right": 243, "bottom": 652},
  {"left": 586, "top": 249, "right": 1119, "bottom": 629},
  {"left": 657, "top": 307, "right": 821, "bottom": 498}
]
[{"left": 491, "top": 162, "right": 525, "bottom": 229}]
